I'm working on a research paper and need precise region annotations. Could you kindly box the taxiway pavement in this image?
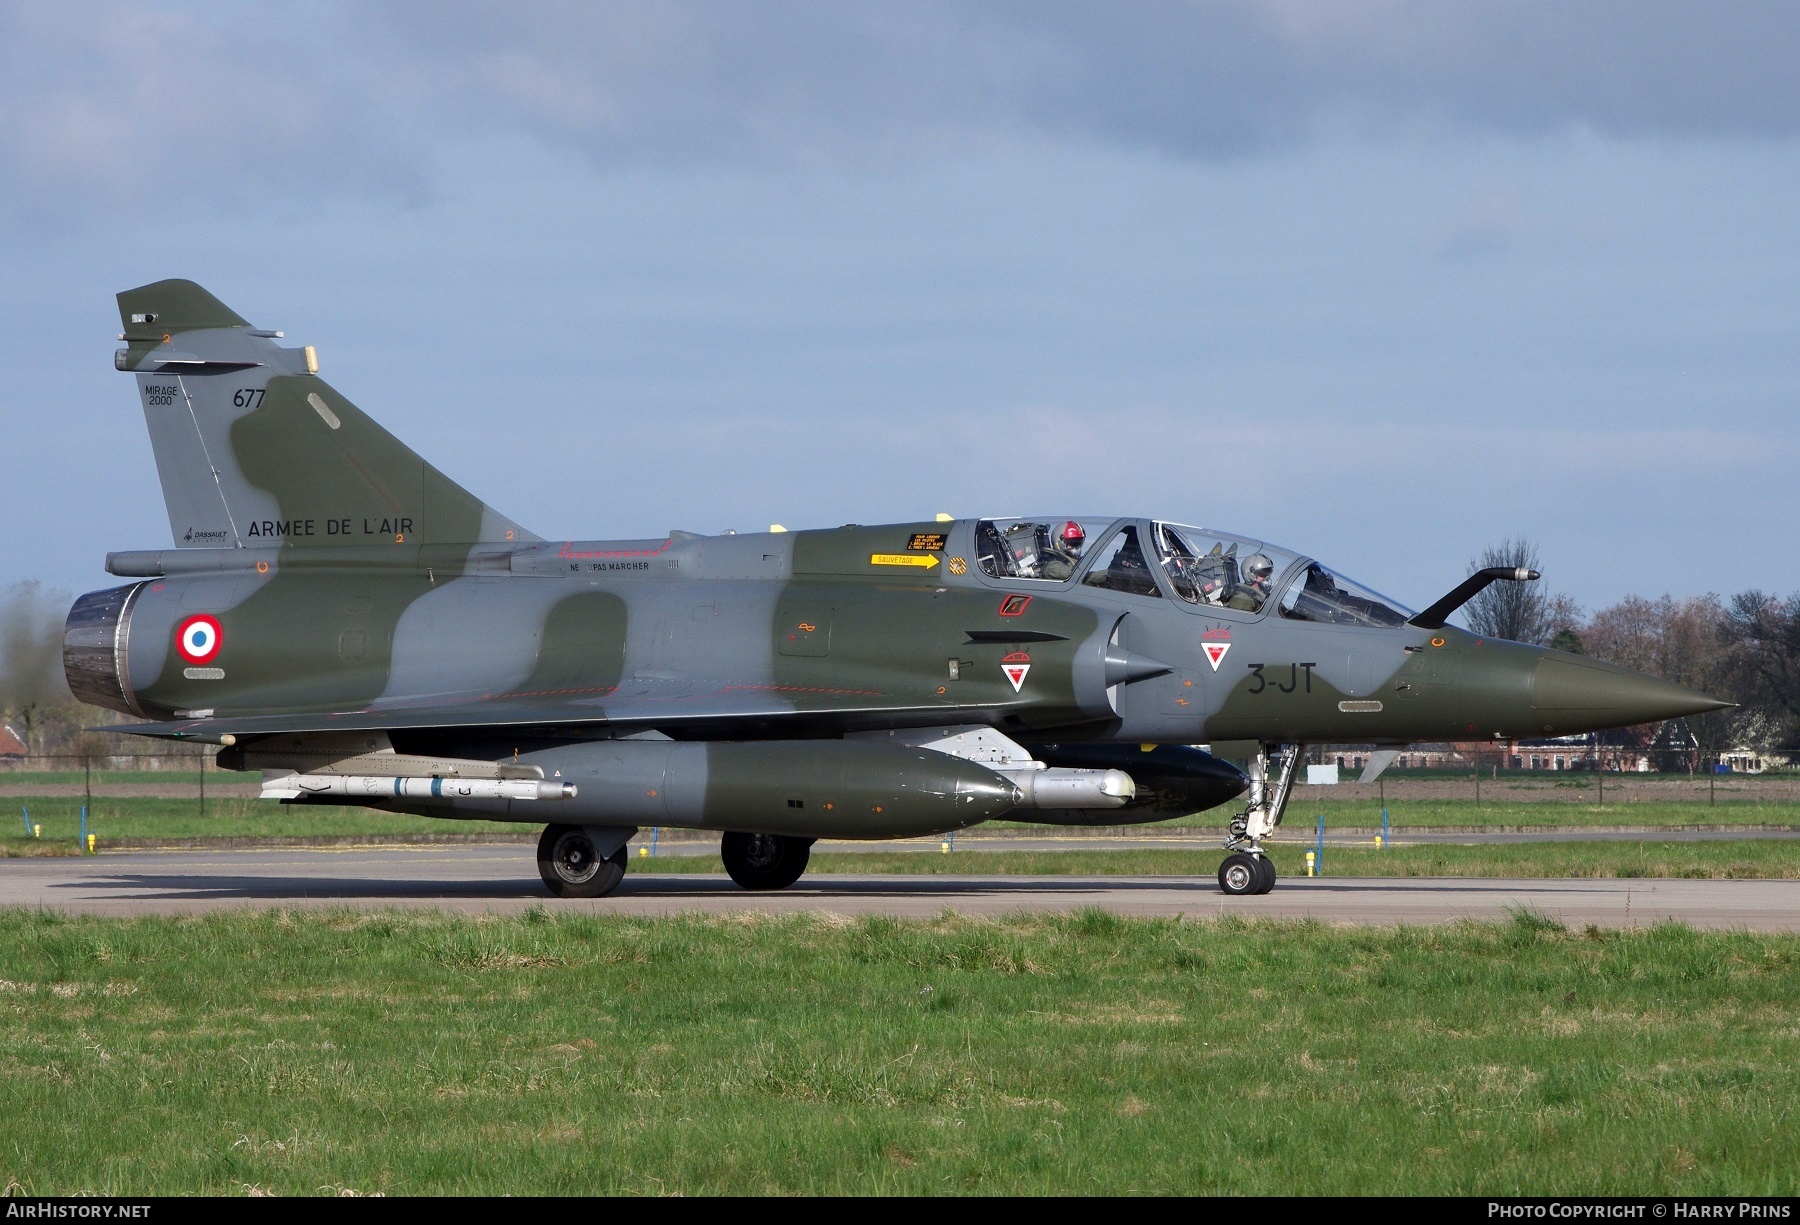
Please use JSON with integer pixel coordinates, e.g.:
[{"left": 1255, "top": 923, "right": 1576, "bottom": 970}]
[{"left": 2, "top": 845, "right": 1796, "bottom": 930}]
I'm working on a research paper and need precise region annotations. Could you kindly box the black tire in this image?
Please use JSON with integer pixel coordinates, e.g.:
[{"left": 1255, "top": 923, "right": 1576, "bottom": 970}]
[
  {"left": 537, "top": 824, "right": 628, "bottom": 898},
  {"left": 1252, "top": 854, "right": 1277, "bottom": 895},
  {"left": 720, "top": 831, "right": 812, "bottom": 891},
  {"left": 1218, "top": 852, "right": 1261, "bottom": 896}
]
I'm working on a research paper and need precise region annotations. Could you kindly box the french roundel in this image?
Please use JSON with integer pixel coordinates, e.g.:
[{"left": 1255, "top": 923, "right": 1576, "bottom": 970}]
[{"left": 175, "top": 614, "right": 223, "bottom": 665}]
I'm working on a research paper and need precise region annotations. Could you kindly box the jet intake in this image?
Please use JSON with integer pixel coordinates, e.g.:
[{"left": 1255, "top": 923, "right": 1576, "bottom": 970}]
[
  {"left": 267, "top": 774, "right": 576, "bottom": 802},
  {"left": 1103, "top": 648, "right": 1173, "bottom": 687}
]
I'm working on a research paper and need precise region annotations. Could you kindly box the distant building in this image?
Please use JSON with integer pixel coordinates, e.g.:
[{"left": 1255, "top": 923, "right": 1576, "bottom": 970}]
[
  {"left": 1507, "top": 735, "right": 1605, "bottom": 772},
  {"left": 0, "top": 723, "right": 25, "bottom": 759},
  {"left": 1719, "top": 749, "right": 1768, "bottom": 774},
  {"left": 1320, "top": 745, "right": 1468, "bottom": 772},
  {"left": 1305, "top": 738, "right": 1776, "bottom": 775}
]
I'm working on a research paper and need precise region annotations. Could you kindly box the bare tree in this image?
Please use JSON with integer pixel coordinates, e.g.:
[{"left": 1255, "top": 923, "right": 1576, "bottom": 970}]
[
  {"left": 1723, "top": 591, "right": 1800, "bottom": 749},
  {"left": 1461, "top": 538, "right": 1579, "bottom": 646},
  {"left": 1585, "top": 592, "right": 1740, "bottom": 751},
  {"left": 1544, "top": 592, "right": 1584, "bottom": 647}
]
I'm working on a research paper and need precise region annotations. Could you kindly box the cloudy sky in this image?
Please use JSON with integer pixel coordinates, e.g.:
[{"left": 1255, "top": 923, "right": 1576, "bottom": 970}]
[{"left": 2, "top": 1, "right": 1796, "bottom": 616}]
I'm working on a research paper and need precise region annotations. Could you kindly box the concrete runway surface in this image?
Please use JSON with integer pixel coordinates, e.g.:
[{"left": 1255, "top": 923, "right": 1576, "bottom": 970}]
[
  {"left": 664, "top": 828, "right": 1800, "bottom": 853},
  {"left": 2, "top": 845, "right": 1797, "bottom": 929}
]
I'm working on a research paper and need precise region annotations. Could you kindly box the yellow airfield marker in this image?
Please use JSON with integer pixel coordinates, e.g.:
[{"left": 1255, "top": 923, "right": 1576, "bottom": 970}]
[
  {"left": 1305, "top": 850, "right": 1316, "bottom": 877},
  {"left": 870, "top": 553, "right": 940, "bottom": 569}
]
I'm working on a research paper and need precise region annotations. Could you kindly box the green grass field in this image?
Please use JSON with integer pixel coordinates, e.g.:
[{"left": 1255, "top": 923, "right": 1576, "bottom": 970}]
[
  {"left": 0, "top": 769, "right": 214, "bottom": 787},
  {"left": 0, "top": 797, "right": 527, "bottom": 847},
  {"left": 1140, "top": 799, "right": 1800, "bottom": 831},
  {"left": 0, "top": 909, "right": 1793, "bottom": 1195}
]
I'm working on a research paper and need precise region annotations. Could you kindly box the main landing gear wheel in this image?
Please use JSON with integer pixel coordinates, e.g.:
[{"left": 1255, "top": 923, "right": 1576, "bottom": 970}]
[
  {"left": 538, "top": 824, "right": 628, "bottom": 898},
  {"left": 1218, "top": 852, "right": 1275, "bottom": 897},
  {"left": 720, "top": 832, "right": 812, "bottom": 891}
]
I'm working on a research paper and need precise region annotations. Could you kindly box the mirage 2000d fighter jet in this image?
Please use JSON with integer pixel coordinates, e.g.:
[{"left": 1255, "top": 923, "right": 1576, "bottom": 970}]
[{"left": 64, "top": 281, "right": 1730, "bottom": 897}]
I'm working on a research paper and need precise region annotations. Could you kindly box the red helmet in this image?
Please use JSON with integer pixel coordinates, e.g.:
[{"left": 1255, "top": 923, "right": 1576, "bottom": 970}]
[{"left": 1061, "top": 521, "right": 1085, "bottom": 545}]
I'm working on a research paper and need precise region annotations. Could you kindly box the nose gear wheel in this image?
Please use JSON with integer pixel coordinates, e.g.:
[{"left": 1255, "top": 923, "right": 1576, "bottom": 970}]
[{"left": 1218, "top": 851, "right": 1276, "bottom": 896}]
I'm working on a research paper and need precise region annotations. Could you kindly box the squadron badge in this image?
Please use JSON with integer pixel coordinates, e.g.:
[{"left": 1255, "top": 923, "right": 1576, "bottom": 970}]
[{"left": 1202, "top": 627, "right": 1231, "bottom": 671}]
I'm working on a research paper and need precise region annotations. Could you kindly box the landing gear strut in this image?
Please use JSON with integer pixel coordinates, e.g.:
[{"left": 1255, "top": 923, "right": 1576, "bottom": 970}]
[
  {"left": 721, "top": 832, "right": 813, "bottom": 890},
  {"left": 1219, "top": 744, "right": 1300, "bottom": 896}
]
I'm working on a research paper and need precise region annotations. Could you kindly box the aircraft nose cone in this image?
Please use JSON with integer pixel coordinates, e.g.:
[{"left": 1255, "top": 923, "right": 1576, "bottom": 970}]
[{"left": 1529, "top": 653, "right": 1732, "bottom": 733}]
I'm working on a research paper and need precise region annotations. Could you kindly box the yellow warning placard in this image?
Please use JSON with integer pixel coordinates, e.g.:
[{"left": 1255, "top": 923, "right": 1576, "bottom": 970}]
[{"left": 870, "top": 553, "right": 940, "bottom": 569}]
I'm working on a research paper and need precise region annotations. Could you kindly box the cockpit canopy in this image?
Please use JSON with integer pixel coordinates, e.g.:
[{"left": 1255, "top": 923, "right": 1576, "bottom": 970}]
[
  {"left": 975, "top": 517, "right": 1415, "bottom": 629},
  {"left": 1151, "top": 523, "right": 1293, "bottom": 613}
]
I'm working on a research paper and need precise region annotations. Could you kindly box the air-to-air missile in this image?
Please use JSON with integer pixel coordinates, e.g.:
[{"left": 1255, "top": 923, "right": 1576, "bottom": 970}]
[{"left": 64, "top": 280, "right": 1731, "bottom": 897}]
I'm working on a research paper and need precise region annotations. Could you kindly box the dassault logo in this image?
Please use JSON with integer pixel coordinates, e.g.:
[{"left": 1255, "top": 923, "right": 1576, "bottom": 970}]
[{"left": 183, "top": 527, "right": 229, "bottom": 542}]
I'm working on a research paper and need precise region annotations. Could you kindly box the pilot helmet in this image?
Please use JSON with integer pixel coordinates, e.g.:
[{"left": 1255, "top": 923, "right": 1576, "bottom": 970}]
[
  {"left": 1061, "top": 521, "right": 1086, "bottom": 547},
  {"left": 1245, "top": 553, "right": 1275, "bottom": 582}
]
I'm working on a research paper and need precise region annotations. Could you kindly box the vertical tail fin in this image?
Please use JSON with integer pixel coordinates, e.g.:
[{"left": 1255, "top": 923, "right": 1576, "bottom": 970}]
[{"left": 116, "top": 279, "right": 536, "bottom": 549}]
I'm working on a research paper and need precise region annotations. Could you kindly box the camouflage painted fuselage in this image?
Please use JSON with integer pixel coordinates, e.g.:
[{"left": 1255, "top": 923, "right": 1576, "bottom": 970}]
[
  {"left": 65, "top": 280, "right": 1726, "bottom": 842},
  {"left": 82, "top": 523, "right": 1698, "bottom": 750}
]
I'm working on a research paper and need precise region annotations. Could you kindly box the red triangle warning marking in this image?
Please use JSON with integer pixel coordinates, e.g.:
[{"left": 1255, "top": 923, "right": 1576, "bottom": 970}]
[
  {"left": 1203, "top": 642, "right": 1230, "bottom": 671},
  {"left": 1003, "top": 663, "right": 1031, "bottom": 692}
]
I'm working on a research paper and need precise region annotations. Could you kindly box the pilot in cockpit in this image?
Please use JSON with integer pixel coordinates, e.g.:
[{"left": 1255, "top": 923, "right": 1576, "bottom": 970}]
[
  {"left": 1041, "top": 521, "right": 1086, "bottom": 580},
  {"left": 1228, "top": 553, "right": 1275, "bottom": 611}
]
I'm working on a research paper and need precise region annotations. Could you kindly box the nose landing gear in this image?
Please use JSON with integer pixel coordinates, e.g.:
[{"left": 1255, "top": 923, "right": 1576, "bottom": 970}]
[
  {"left": 1218, "top": 850, "right": 1277, "bottom": 895},
  {"left": 1219, "top": 743, "right": 1299, "bottom": 896}
]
